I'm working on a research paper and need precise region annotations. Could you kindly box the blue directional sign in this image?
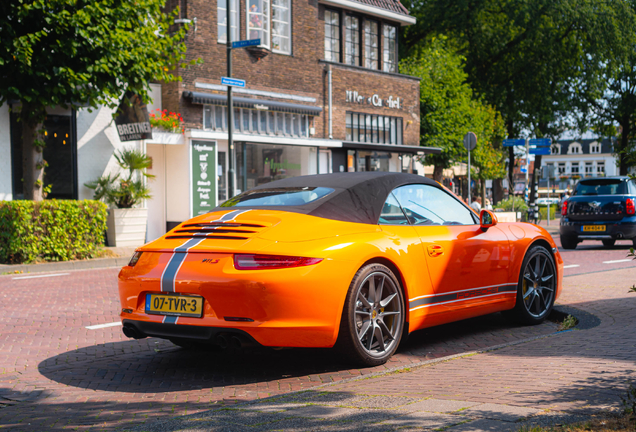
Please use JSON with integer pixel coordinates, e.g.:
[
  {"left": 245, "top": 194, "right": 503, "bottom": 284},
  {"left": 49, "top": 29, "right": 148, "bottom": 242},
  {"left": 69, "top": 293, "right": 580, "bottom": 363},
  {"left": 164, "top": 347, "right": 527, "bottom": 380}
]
[
  {"left": 529, "top": 138, "right": 552, "bottom": 147},
  {"left": 231, "top": 39, "right": 261, "bottom": 49},
  {"left": 520, "top": 166, "right": 528, "bottom": 174},
  {"left": 221, "top": 77, "right": 246, "bottom": 88},
  {"left": 530, "top": 147, "right": 551, "bottom": 155},
  {"left": 503, "top": 139, "right": 525, "bottom": 147}
]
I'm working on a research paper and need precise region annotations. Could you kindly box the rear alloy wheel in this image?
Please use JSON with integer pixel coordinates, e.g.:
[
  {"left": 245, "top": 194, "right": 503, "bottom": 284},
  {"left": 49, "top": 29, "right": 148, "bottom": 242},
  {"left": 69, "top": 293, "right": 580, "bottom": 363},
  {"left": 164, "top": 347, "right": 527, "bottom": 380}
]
[
  {"left": 602, "top": 239, "right": 616, "bottom": 248},
  {"left": 509, "top": 245, "right": 557, "bottom": 325},
  {"left": 560, "top": 235, "right": 578, "bottom": 250},
  {"left": 337, "top": 264, "right": 404, "bottom": 366}
]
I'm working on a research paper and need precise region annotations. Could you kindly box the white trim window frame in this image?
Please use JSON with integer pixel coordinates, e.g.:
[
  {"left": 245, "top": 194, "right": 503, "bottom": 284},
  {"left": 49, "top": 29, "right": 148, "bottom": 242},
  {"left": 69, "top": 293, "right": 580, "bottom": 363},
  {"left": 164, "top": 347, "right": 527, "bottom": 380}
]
[
  {"left": 218, "top": 0, "right": 239, "bottom": 44},
  {"left": 272, "top": 0, "right": 291, "bottom": 54},
  {"left": 247, "top": 0, "right": 270, "bottom": 49}
]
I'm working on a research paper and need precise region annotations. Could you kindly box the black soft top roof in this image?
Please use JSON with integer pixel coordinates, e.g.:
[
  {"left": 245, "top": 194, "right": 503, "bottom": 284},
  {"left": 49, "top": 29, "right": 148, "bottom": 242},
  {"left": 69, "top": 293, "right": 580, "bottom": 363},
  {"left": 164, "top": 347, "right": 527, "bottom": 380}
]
[{"left": 215, "top": 172, "right": 441, "bottom": 225}]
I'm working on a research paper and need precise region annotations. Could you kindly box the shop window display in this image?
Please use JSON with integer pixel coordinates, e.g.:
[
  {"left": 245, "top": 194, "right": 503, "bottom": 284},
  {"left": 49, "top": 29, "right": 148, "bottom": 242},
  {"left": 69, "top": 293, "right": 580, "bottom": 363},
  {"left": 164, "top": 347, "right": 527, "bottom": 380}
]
[{"left": 238, "top": 143, "right": 316, "bottom": 190}]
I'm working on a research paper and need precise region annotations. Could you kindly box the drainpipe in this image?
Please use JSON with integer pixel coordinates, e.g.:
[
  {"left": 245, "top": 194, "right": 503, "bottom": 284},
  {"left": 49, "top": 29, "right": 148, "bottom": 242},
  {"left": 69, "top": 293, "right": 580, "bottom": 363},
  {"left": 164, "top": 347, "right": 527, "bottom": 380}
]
[{"left": 327, "top": 65, "right": 333, "bottom": 139}]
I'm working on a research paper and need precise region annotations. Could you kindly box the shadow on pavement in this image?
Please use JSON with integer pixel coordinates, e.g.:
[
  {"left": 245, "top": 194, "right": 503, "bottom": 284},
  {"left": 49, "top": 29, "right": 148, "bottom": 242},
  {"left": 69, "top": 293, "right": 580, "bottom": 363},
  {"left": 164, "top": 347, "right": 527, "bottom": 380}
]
[{"left": 36, "top": 312, "right": 556, "bottom": 395}]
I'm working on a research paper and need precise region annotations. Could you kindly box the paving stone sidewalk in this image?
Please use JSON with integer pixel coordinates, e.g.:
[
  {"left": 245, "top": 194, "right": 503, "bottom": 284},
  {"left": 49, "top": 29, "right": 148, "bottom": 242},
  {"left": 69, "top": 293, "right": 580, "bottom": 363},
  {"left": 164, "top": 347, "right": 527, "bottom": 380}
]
[{"left": 119, "top": 267, "right": 636, "bottom": 432}]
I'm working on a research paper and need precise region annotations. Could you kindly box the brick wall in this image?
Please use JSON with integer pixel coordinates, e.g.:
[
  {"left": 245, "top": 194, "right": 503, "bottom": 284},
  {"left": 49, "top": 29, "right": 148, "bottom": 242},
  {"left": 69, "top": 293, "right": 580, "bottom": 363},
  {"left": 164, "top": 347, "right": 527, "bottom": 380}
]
[{"left": 164, "top": 0, "right": 420, "bottom": 144}]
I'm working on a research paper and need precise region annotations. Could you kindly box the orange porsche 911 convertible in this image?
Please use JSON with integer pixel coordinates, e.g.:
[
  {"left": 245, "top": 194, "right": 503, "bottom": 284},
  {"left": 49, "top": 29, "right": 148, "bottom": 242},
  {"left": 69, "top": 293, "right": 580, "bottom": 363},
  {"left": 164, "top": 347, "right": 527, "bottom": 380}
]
[{"left": 119, "top": 172, "right": 563, "bottom": 366}]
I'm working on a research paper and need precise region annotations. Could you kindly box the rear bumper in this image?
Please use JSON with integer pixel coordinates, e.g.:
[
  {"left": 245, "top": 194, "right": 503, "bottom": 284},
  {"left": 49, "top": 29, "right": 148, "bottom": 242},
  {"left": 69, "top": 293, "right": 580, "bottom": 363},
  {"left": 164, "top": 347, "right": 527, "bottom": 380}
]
[
  {"left": 560, "top": 218, "right": 636, "bottom": 240},
  {"left": 122, "top": 319, "right": 261, "bottom": 346}
]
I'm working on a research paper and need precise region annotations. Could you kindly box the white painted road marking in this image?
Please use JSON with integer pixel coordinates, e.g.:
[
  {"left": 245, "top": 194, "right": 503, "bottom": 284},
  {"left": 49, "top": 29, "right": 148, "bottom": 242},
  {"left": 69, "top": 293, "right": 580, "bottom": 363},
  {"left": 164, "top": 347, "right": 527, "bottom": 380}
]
[
  {"left": 563, "top": 265, "right": 580, "bottom": 269},
  {"left": 602, "top": 259, "right": 633, "bottom": 264},
  {"left": 86, "top": 322, "right": 122, "bottom": 330},
  {"left": 12, "top": 273, "right": 70, "bottom": 280}
]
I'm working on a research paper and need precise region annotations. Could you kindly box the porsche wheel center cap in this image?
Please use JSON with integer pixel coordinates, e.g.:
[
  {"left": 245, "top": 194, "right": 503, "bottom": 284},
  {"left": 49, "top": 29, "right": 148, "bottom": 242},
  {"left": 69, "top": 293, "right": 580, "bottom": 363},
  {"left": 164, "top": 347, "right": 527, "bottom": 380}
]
[{"left": 372, "top": 310, "right": 377, "bottom": 319}]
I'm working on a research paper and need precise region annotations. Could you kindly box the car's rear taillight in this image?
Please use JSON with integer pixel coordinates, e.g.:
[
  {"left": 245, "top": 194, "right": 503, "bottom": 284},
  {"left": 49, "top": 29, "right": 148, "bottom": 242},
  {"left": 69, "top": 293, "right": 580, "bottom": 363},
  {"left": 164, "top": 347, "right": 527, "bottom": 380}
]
[
  {"left": 561, "top": 200, "right": 568, "bottom": 216},
  {"left": 626, "top": 198, "right": 635, "bottom": 215},
  {"left": 128, "top": 251, "right": 143, "bottom": 267},
  {"left": 234, "top": 254, "right": 323, "bottom": 270}
]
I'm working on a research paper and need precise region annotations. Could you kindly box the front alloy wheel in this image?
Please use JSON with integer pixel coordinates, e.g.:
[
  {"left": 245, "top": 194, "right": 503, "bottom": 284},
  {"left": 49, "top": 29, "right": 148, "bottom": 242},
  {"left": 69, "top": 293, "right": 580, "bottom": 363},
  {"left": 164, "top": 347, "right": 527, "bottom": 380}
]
[{"left": 337, "top": 264, "right": 404, "bottom": 366}]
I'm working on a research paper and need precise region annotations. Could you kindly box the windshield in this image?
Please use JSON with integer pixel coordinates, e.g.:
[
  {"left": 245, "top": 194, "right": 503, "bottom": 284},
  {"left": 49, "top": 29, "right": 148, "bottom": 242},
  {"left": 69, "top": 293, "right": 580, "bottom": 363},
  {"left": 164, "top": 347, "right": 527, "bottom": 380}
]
[
  {"left": 220, "top": 187, "right": 334, "bottom": 207},
  {"left": 574, "top": 179, "right": 626, "bottom": 196}
]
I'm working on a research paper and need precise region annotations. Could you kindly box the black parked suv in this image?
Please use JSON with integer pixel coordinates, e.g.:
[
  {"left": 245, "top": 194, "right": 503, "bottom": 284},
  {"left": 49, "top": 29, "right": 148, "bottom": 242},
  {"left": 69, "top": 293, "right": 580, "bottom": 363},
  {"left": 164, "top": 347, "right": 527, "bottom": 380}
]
[{"left": 560, "top": 176, "right": 636, "bottom": 249}]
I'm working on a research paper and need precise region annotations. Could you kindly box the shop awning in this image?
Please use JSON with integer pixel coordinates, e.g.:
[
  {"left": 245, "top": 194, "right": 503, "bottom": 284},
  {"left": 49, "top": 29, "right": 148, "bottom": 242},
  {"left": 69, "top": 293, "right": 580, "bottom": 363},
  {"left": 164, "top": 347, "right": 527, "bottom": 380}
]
[
  {"left": 342, "top": 141, "right": 441, "bottom": 154},
  {"left": 184, "top": 91, "right": 323, "bottom": 116}
]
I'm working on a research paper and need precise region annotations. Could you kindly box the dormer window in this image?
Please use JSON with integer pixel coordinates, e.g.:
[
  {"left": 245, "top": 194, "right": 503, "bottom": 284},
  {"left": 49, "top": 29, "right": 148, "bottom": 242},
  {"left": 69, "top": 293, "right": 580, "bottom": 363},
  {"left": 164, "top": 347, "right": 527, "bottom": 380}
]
[
  {"left": 590, "top": 142, "right": 601, "bottom": 154},
  {"left": 551, "top": 145, "right": 560, "bottom": 155},
  {"left": 568, "top": 142, "right": 582, "bottom": 154}
]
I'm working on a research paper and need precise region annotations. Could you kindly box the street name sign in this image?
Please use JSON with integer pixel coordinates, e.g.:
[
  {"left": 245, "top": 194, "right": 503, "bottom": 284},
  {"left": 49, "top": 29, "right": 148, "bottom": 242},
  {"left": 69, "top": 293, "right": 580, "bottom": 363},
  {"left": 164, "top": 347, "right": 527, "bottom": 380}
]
[
  {"left": 221, "top": 77, "right": 246, "bottom": 88},
  {"left": 231, "top": 39, "right": 261, "bottom": 49},
  {"left": 529, "top": 138, "right": 552, "bottom": 147},
  {"left": 530, "top": 147, "right": 550, "bottom": 155},
  {"left": 503, "top": 139, "right": 525, "bottom": 147}
]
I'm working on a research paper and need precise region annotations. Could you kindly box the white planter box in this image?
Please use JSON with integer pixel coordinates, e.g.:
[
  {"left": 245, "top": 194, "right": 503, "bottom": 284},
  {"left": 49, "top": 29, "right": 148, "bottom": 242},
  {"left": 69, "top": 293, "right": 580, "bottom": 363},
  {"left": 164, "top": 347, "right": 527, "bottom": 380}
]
[
  {"left": 107, "top": 208, "right": 148, "bottom": 247},
  {"left": 146, "top": 131, "right": 184, "bottom": 145}
]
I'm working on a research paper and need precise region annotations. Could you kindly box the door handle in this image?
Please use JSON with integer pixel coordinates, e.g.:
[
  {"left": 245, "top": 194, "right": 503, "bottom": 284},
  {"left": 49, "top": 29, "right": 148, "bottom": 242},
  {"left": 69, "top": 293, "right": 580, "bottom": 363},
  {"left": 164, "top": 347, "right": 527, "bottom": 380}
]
[{"left": 427, "top": 245, "right": 444, "bottom": 257}]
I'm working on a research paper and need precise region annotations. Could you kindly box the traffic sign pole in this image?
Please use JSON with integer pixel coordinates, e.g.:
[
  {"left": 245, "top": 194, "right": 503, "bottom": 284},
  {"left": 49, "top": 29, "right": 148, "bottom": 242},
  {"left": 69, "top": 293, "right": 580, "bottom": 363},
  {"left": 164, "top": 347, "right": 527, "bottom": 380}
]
[
  {"left": 226, "top": 5, "right": 234, "bottom": 200},
  {"left": 525, "top": 138, "right": 530, "bottom": 205}
]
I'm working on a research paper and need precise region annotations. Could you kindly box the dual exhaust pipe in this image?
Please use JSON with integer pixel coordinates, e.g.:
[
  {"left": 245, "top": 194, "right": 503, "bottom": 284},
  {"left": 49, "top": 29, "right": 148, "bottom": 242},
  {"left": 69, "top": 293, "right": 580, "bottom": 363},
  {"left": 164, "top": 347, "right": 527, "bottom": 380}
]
[{"left": 122, "top": 323, "right": 248, "bottom": 349}]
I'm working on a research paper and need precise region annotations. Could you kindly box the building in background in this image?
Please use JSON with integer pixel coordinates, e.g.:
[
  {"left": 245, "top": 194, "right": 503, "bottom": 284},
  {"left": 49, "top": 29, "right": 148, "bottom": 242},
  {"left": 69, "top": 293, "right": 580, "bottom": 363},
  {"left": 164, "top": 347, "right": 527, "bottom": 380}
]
[{"left": 540, "top": 138, "right": 617, "bottom": 195}]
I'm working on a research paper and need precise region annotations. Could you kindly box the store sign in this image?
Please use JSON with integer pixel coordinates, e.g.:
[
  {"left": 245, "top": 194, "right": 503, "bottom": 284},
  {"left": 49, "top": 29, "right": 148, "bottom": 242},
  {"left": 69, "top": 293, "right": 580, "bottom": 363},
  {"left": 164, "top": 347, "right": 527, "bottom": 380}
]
[
  {"left": 345, "top": 90, "right": 401, "bottom": 109},
  {"left": 191, "top": 141, "right": 217, "bottom": 217},
  {"left": 114, "top": 91, "right": 152, "bottom": 142}
]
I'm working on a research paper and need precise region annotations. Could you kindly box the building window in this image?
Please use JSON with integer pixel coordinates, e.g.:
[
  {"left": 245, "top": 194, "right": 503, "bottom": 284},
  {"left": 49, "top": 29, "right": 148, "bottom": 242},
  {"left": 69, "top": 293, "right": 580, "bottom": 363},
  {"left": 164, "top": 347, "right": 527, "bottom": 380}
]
[
  {"left": 272, "top": 0, "right": 291, "bottom": 54},
  {"left": 571, "top": 162, "right": 579, "bottom": 175},
  {"left": 383, "top": 24, "right": 397, "bottom": 73},
  {"left": 558, "top": 162, "right": 566, "bottom": 174},
  {"left": 551, "top": 145, "right": 560, "bottom": 155},
  {"left": 590, "top": 142, "right": 601, "bottom": 153},
  {"left": 568, "top": 142, "right": 582, "bottom": 154},
  {"left": 247, "top": 0, "right": 270, "bottom": 49},
  {"left": 204, "top": 105, "right": 310, "bottom": 138},
  {"left": 597, "top": 162, "right": 605, "bottom": 174},
  {"left": 346, "top": 112, "right": 403, "bottom": 144},
  {"left": 585, "top": 162, "right": 593, "bottom": 175},
  {"left": 344, "top": 15, "right": 360, "bottom": 66},
  {"left": 364, "top": 20, "right": 379, "bottom": 69},
  {"left": 324, "top": 9, "right": 340, "bottom": 62},
  {"left": 218, "top": 0, "right": 239, "bottom": 43}
]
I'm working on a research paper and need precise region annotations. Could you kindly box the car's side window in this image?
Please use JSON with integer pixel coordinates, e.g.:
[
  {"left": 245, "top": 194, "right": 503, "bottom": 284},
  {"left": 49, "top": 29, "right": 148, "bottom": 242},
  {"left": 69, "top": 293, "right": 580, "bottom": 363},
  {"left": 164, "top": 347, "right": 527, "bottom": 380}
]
[
  {"left": 392, "top": 184, "right": 477, "bottom": 226},
  {"left": 379, "top": 193, "right": 410, "bottom": 225}
]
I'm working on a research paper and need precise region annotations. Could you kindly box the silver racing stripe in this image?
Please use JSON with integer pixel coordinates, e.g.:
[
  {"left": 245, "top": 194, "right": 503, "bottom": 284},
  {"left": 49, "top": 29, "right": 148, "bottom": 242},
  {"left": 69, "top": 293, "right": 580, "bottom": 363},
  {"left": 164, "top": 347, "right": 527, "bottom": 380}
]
[{"left": 409, "top": 283, "right": 518, "bottom": 311}]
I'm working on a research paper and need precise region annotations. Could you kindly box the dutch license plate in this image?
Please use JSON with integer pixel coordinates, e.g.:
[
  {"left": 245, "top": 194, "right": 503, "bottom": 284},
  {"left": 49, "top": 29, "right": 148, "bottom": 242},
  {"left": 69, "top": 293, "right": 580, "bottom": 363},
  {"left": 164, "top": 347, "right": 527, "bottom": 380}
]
[
  {"left": 145, "top": 294, "right": 204, "bottom": 318},
  {"left": 582, "top": 225, "right": 606, "bottom": 232}
]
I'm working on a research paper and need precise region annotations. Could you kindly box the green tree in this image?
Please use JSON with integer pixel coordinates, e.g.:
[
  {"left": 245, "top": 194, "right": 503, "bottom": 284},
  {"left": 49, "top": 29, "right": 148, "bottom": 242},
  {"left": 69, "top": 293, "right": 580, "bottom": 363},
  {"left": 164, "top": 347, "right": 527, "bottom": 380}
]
[
  {"left": 0, "top": 0, "right": 192, "bottom": 200},
  {"left": 401, "top": 37, "right": 505, "bottom": 185},
  {"left": 400, "top": 0, "right": 636, "bottom": 191}
]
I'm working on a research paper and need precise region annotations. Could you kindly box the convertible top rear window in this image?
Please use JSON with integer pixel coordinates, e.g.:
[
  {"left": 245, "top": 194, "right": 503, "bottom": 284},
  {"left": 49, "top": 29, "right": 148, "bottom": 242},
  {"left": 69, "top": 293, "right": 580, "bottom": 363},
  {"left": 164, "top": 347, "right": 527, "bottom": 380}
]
[
  {"left": 221, "top": 187, "right": 334, "bottom": 207},
  {"left": 574, "top": 179, "right": 626, "bottom": 196}
]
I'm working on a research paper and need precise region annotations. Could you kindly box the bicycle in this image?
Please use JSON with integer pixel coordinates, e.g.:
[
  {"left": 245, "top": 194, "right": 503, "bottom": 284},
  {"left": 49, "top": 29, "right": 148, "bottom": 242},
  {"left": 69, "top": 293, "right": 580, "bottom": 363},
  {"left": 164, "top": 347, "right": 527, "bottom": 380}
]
[{"left": 525, "top": 208, "right": 542, "bottom": 225}]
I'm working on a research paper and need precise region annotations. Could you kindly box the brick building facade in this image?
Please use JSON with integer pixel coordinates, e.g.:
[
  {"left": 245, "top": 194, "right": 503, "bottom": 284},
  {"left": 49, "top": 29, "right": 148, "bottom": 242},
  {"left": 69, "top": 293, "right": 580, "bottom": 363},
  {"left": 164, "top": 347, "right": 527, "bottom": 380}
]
[{"left": 153, "top": 0, "right": 433, "bottom": 222}]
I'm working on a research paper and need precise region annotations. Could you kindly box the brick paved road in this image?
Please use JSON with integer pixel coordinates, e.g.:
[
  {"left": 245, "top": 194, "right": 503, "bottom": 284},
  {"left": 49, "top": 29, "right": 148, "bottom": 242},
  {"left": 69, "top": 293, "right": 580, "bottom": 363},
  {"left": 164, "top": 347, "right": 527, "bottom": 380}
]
[
  {"left": 0, "top": 264, "right": 562, "bottom": 432},
  {"left": 0, "top": 233, "right": 633, "bottom": 432}
]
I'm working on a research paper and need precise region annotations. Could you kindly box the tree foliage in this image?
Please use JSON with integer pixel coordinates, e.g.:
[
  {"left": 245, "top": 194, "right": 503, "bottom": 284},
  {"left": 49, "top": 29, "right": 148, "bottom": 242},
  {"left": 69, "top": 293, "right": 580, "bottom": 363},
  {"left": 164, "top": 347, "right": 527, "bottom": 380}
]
[
  {"left": 400, "top": 37, "right": 506, "bottom": 182},
  {"left": 0, "top": 0, "right": 192, "bottom": 200}
]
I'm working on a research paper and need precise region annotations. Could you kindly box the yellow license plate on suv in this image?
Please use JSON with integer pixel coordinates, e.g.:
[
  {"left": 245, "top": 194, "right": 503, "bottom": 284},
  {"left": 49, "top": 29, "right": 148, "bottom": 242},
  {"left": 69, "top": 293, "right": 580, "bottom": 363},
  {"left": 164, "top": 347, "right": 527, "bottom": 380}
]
[
  {"left": 145, "top": 294, "right": 204, "bottom": 317},
  {"left": 582, "top": 225, "right": 606, "bottom": 232}
]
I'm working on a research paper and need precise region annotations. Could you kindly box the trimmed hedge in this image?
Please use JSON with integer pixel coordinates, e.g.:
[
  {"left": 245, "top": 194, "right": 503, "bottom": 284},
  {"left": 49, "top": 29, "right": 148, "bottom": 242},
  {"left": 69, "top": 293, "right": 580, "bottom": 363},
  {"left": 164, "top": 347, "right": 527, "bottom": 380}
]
[{"left": 0, "top": 200, "right": 108, "bottom": 264}]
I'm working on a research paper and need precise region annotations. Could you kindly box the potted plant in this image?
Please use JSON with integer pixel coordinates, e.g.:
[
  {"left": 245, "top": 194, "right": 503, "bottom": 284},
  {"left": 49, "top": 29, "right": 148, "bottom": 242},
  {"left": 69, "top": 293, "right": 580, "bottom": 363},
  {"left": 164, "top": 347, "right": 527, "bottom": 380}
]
[{"left": 85, "top": 149, "right": 154, "bottom": 247}]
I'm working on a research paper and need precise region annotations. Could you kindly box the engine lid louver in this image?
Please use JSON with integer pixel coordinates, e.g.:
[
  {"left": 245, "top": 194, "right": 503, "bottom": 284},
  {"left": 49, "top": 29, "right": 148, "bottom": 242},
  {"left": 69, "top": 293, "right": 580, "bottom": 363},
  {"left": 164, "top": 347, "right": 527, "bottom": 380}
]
[{"left": 165, "top": 222, "right": 268, "bottom": 241}]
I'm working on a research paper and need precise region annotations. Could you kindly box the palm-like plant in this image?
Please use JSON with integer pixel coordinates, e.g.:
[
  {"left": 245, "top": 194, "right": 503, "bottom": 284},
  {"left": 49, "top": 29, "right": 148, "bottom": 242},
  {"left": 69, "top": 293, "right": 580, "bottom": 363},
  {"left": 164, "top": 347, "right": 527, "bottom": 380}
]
[{"left": 85, "top": 149, "right": 154, "bottom": 208}]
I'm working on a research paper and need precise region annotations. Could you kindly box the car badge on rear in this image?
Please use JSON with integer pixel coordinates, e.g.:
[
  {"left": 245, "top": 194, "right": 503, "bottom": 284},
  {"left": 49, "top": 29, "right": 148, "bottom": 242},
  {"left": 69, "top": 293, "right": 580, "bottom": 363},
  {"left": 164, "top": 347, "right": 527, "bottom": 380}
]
[{"left": 202, "top": 258, "right": 219, "bottom": 264}]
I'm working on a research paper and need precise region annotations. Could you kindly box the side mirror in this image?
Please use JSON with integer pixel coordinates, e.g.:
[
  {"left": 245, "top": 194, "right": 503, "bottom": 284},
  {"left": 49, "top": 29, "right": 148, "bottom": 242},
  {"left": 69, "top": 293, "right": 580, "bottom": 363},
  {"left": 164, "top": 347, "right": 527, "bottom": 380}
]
[{"left": 480, "top": 209, "right": 497, "bottom": 231}]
